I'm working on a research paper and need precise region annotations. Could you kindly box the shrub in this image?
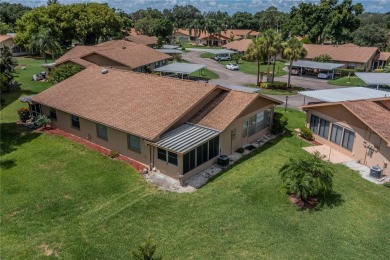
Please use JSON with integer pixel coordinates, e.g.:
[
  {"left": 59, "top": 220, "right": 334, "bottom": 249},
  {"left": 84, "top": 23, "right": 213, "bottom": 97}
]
[
  {"left": 108, "top": 150, "right": 119, "bottom": 158},
  {"left": 48, "top": 64, "right": 83, "bottom": 84},
  {"left": 17, "top": 107, "right": 30, "bottom": 122},
  {"left": 133, "top": 240, "right": 162, "bottom": 260},
  {"left": 313, "top": 54, "right": 333, "bottom": 63},
  {"left": 374, "top": 69, "right": 385, "bottom": 73},
  {"left": 260, "top": 81, "right": 288, "bottom": 90},
  {"left": 236, "top": 147, "right": 245, "bottom": 153},
  {"left": 335, "top": 68, "right": 355, "bottom": 77},
  {"left": 35, "top": 115, "right": 51, "bottom": 128},
  {"left": 355, "top": 68, "right": 365, "bottom": 72},
  {"left": 384, "top": 182, "right": 390, "bottom": 189},
  {"left": 300, "top": 127, "right": 313, "bottom": 141},
  {"left": 272, "top": 113, "right": 288, "bottom": 134},
  {"left": 181, "top": 47, "right": 185, "bottom": 51}
]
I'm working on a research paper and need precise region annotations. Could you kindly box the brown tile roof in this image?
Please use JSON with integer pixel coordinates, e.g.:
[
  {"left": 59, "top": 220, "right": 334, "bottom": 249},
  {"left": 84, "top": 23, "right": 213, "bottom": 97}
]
[
  {"left": 125, "top": 35, "right": 157, "bottom": 46},
  {"left": 31, "top": 66, "right": 218, "bottom": 141},
  {"left": 56, "top": 41, "right": 170, "bottom": 70},
  {"left": 0, "top": 34, "right": 13, "bottom": 43},
  {"left": 303, "top": 97, "right": 390, "bottom": 144},
  {"left": 222, "top": 39, "right": 253, "bottom": 52},
  {"left": 303, "top": 44, "right": 379, "bottom": 63},
  {"left": 190, "top": 90, "right": 258, "bottom": 131},
  {"left": 377, "top": 52, "right": 390, "bottom": 61}
]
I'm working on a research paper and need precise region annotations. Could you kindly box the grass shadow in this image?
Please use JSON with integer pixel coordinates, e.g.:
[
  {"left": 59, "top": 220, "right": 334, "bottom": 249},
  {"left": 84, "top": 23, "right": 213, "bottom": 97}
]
[
  {"left": 0, "top": 122, "right": 41, "bottom": 156},
  {"left": 0, "top": 89, "right": 36, "bottom": 111},
  {"left": 0, "top": 159, "right": 16, "bottom": 170},
  {"left": 316, "top": 191, "right": 345, "bottom": 210}
]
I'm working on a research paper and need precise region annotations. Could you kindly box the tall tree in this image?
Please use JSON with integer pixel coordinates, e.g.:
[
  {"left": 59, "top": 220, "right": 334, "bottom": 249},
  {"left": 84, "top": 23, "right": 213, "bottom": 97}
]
[
  {"left": 352, "top": 24, "right": 389, "bottom": 51},
  {"left": 254, "top": 7, "right": 287, "bottom": 33},
  {"left": 231, "top": 12, "right": 254, "bottom": 29},
  {"left": 0, "top": 46, "right": 18, "bottom": 92},
  {"left": 245, "top": 37, "right": 267, "bottom": 86},
  {"left": 0, "top": 2, "right": 31, "bottom": 31},
  {"left": 283, "top": 38, "right": 307, "bottom": 88},
  {"left": 30, "top": 29, "right": 62, "bottom": 63}
]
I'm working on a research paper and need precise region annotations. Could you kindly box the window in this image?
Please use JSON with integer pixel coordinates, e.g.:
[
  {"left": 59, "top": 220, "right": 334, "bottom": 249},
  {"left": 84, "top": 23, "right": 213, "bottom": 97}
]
[
  {"left": 264, "top": 109, "right": 271, "bottom": 127},
  {"left": 127, "top": 134, "right": 141, "bottom": 152},
  {"left": 71, "top": 115, "right": 80, "bottom": 129},
  {"left": 309, "top": 115, "right": 320, "bottom": 134},
  {"left": 242, "top": 121, "right": 248, "bottom": 137},
  {"left": 183, "top": 136, "right": 219, "bottom": 174},
  {"left": 255, "top": 111, "right": 265, "bottom": 132},
  {"left": 318, "top": 119, "right": 330, "bottom": 139},
  {"left": 248, "top": 115, "right": 256, "bottom": 136},
  {"left": 30, "top": 104, "right": 42, "bottom": 118},
  {"left": 49, "top": 108, "right": 57, "bottom": 121},
  {"left": 157, "top": 148, "right": 167, "bottom": 161},
  {"left": 330, "top": 124, "right": 343, "bottom": 145},
  {"left": 96, "top": 124, "right": 108, "bottom": 140},
  {"left": 342, "top": 129, "right": 355, "bottom": 151},
  {"left": 248, "top": 109, "right": 271, "bottom": 137},
  {"left": 168, "top": 151, "right": 178, "bottom": 165}
]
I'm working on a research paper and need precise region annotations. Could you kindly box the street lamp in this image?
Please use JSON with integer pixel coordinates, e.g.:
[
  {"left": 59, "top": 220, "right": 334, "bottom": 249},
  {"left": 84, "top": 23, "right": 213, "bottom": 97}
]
[{"left": 285, "top": 95, "right": 289, "bottom": 112}]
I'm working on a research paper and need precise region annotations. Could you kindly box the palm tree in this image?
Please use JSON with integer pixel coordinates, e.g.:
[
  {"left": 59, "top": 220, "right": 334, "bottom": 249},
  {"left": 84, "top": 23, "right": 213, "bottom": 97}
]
[
  {"left": 204, "top": 18, "right": 216, "bottom": 46},
  {"left": 283, "top": 37, "right": 307, "bottom": 88},
  {"left": 267, "top": 31, "right": 283, "bottom": 83},
  {"left": 30, "top": 29, "right": 62, "bottom": 63},
  {"left": 245, "top": 36, "right": 267, "bottom": 86},
  {"left": 279, "top": 152, "right": 334, "bottom": 206}
]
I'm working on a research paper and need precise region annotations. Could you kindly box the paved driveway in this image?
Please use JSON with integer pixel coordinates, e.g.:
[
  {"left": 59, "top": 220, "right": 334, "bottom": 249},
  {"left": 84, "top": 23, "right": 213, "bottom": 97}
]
[{"left": 182, "top": 50, "right": 340, "bottom": 108}]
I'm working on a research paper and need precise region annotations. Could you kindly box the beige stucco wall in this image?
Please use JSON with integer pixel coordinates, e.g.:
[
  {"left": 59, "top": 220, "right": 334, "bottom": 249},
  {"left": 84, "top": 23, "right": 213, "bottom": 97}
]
[
  {"left": 306, "top": 106, "right": 390, "bottom": 176},
  {"left": 40, "top": 98, "right": 277, "bottom": 180}
]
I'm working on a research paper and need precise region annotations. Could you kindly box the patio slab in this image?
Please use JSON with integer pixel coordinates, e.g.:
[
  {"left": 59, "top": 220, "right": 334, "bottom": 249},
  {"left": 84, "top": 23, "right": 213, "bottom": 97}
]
[
  {"left": 303, "top": 144, "right": 352, "bottom": 163},
  {"left": 342, "top": 161, "right": 390, "bottom": 185}
]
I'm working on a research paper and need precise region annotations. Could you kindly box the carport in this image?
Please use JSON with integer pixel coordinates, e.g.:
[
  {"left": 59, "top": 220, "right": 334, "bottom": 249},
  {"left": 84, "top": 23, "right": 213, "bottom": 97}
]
[
  {"left": 289, "top": 60, "right": 345, "bottom": 79},
  {"left": 355, "top": 72, "right": 390, "bottom": 89},
  {"left": 299, "top": 87, "right": 389, "bottom": 105},
  {"left": 156, "top": 49, "right": 183, "bottom": 55},
  {"left": 154, "top": 62, "right": 206, "bottom": 79}
]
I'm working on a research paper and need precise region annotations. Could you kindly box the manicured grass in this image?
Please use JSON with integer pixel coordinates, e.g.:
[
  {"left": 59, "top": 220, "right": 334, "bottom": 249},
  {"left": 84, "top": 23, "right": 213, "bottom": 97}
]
[
  {"left": 190, "top": 68, "right": 219, "bottom": 79},
  {"left": 245, "top": 83, "right": 305, "bottom": 95},
  {"left": 1, "top": 58, "right": 390, "bottom": 259},
  {"left": 200, "top": 52, "right": 215, "bottom": 59},
  {"left": 219, "top": 60, "right": 287, "bottom": 77},
  {"left": 182, "top": 42, "right": 222, "bottom": 49},
  {"left": 328, "top": 76, "right": 366, "bottom": 86}
]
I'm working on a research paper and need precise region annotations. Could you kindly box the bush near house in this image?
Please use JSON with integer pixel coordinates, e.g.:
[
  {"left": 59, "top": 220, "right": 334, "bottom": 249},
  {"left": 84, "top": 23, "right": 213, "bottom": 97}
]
[
  {"left": 300, "top": 127, "right": 314, "bottom": 141},
  {"left": 35, "top": 115, "right": 51, "bottom": 128},
  {"left": 17, "top": 107, "right": 30, "bottom": 122},
  {"left": 108, "top": 150, "right": 120, "bottom": 158},
  {"left": 271, "top": 112, "right": 288, "bottom": 134},
  {"left": 48, "top": 64, "right": 83, "bottom": 84}
]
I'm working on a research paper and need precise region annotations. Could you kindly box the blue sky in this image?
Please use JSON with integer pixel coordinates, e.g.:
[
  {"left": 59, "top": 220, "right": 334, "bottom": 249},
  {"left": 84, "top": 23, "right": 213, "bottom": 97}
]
[{"left": 7, "top": 0, "right": 390, "bottom": 13}]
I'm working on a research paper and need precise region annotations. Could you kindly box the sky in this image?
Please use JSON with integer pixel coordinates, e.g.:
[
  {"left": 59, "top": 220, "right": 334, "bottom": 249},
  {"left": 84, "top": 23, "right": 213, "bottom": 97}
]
[{"left": 7, "top": 0, "right": 390, "bottom": 14}]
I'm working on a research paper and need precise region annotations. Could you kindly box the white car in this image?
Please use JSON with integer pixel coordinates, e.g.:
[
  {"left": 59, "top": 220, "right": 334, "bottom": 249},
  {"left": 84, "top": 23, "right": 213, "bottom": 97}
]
[{"left": 226, "top": 63, "right": 239, "bottom": 70}]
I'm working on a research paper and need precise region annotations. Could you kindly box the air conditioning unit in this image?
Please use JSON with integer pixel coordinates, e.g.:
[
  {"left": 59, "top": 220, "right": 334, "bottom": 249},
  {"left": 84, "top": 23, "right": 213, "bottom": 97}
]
[{"left": 370, "top": 166, "right": 383, "bottom": 179}]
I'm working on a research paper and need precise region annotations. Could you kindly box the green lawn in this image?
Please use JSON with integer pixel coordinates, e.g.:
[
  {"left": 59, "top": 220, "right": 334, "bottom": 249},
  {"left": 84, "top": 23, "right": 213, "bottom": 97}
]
[
  {"left": 182, "top": 42, "right": 222, "bottom": 49},
  {"left": 1, "top": 58, "right": 390, "bottom": 259},
  {"left": 219, "top": 60, "right": 287, "bottom": 77},
  {"left": 245, "top": 83, "right": 305, "bottom": 95},
  {"left": 200, "top": 52, "right": 215, "bottom": 59},
  {"left": 328, "top": 76, "right": 366, "bottom": 86},
  {"left": 169, "top": 59, "right": 219, "bottom": 79}
]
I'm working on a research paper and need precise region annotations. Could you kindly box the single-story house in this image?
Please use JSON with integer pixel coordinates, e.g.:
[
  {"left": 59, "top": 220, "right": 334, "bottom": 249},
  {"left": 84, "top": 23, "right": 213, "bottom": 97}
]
[
  {"left": 28, "top": 66, "right": 282, "bottom": 180},
  {"left": 125, "top": 35, "right": 157, "bottom": 47},
  {"left": 0, "top": 34, "right": 30, "bottom": 56},
  {"left": 51, "top": 40, "right": 170, "bottom": 73},
  {"left": 303, "top": 44, "right": 389, "bottom": 71},
  {"left": 222, "top": 39, "right": 253, "bottom": 54},
  {"left": 302, "top": 97, "right": 390, "bottom": 176}
]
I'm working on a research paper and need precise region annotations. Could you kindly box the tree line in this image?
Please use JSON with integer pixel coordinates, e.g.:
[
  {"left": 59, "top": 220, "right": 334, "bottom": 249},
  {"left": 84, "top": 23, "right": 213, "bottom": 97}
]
[{"left": 0, "top": 1, "right": 389, "bottom": 51}]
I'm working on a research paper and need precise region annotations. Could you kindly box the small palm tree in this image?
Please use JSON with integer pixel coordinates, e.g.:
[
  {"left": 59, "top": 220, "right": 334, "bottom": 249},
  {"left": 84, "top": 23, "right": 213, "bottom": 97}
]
[
  {"left": 279, "top": 152, "right": 334, "bottom": 206},
  {"left": 283, "top": 38, "right": 307, "bottom": 88},
  {"left": 245, "top": 36, "right": 267, "bottom": 86},
  {"left": 30, "top": 29, "right": 62, "bottom": 63}
]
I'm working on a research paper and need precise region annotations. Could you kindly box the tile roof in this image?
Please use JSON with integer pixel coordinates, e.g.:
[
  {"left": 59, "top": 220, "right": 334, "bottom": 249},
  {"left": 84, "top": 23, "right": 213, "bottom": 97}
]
[
  {"left": 303, "top": 44, "right": 379, "bottom": 63},
  {"left": 303, "top": 97, "right": 390, "bottom": 144},
  {"left": 31, "top": 66, "right": 218, "bottom": 141},
  {"left": 0, "top": 34, "right": 13, "bottom": 43},
  {"left": 222, "top": 39, "right": 253, "bottom": 52},
  {"left": 377, "top": 52, "right": 390, "bottom": 61},
  {"left": 55, "top": 41, "right": 170, "bottom": 69},
  {"left": 125, "top": 35, "right": 157, "bottom": 46}
]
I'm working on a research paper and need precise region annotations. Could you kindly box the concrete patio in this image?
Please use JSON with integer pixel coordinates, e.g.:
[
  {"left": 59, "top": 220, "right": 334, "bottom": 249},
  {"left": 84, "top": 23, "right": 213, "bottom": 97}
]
[{"left": 303, "top": 144, "right": 352, "bottom": 163}]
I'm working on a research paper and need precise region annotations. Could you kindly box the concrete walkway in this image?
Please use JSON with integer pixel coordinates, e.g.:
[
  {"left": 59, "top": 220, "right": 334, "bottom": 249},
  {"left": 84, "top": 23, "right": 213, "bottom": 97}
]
[{"left": 303, "top": 144, "right": 352, "bottom": 164}]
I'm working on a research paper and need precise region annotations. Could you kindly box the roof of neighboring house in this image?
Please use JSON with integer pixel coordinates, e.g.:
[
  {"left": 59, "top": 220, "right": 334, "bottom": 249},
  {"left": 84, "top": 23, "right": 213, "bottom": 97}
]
[
  {"left": 127, "top": 28, "right": 141, "bottom": 35},
  {"left": 125, "top": 35, "right": 157, "bottom": 46},
  {"left": 303, "top": 44, "right": 379, "bottom": 63},
  {"left": 302, "top": 97, "right": 390, "bottom": 144},
  {"left": 0, "top": 34, "right": 13, "bottom": 43},
  {"left": 55, "top": 41, "right": 170, "bottom": 69},
  {"left": 222, "top": 39, "right": 253, "bottom": 52},
  {"left": 376, "top": 52, "right": 390, "bottom": 61},
  {"left": 31, "top": 66, "right": 282, "bottom": 141}
]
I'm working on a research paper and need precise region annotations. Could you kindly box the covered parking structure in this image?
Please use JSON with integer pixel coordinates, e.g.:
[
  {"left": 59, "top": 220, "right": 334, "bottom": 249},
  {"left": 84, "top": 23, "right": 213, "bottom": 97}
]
[
  {"left": 154, "top": 62, "right": 206, "bottom": 80},
  {"left": 289, "top": 60, "right": 345, "bottom": 79},
  {"left": 355, "top": 73, "right": 390, "bottom": 89},
  {"left": 299, "top": 87, "right": 389, "bottom": 105},
  {"left": 156, "top": 49, "right": 183, "bottom": 55}
]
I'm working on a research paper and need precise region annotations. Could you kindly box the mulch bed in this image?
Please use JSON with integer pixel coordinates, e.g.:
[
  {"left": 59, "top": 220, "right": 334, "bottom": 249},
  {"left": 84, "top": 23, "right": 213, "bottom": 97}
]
[
  {"left": 34, "top": 126, "right": 147, "bottom": 173},
  {"left": 289, "top": 194, "right": 318, "bottom": 209}
]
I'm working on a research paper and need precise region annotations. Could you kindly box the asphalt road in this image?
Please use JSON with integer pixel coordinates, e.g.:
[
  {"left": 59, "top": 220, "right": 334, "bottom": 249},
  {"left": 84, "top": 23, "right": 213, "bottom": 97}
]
[{"left": 182, "top": 50, "right": 340, "bottom": 108}]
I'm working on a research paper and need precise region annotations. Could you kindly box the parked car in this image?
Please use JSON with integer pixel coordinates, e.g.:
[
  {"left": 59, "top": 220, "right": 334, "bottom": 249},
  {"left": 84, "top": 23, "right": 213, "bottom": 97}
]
[
  {"left": 317, "top": 72, "right": 333, "bottom": 79},
  {"left": 226, "top": 63, "right": 239, "bottom": 70},
  {"left": 214, "top": 54, "right": 231, "bottom": 61}
]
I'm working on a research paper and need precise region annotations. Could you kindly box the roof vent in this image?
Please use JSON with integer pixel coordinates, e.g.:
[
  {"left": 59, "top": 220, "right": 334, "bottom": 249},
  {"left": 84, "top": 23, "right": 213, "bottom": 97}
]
[
  {"left": 122, "top": 46, "right": 126, "bottom": 49},
  {"left": 101, "top": 69, "right": 108, "bottom": 74}
]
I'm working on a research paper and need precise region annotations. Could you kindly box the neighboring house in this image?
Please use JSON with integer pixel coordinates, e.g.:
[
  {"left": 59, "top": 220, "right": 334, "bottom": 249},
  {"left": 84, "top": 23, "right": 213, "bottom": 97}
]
[
  {"left": 53, "top": 40, "right": 170, "bottom": 73},
  {"left": 171, "top": 29, "right": 260, "bottom": 46},
  {"left": 302, "top": 97, "right": 390, "bottom": 176},
  {"left": 303, "top": 44, "right": 389, "bottom": 71},
  {"left": 125, "top": 35, "right": 157, "bottom": 47},
  {"left": 28, "top": 66, "right": 282, "bottom": 180},
  {"left": 222, "top": 39, "right": 253, "bottom": 54},
  {"left": 0, "top": 34, "right": 30, "bottom": 56}
]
